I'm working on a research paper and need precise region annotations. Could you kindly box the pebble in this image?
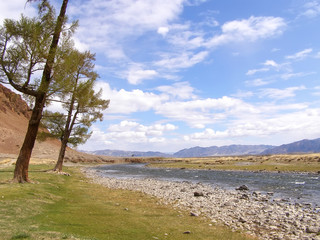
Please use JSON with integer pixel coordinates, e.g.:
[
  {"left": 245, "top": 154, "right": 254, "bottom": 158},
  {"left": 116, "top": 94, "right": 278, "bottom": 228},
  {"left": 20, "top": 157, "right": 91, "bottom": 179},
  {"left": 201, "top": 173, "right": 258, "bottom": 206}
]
[{"left": 84, "top": 168, "right": 320, "bottom": 240}]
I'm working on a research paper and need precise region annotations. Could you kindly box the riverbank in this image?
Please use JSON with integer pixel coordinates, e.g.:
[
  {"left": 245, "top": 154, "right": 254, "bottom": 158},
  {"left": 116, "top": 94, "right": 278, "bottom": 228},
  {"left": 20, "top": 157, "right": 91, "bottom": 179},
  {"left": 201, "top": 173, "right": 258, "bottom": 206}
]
[
  {"left": 145, "top": 153, "right": 320, "bottom": 173},
  {"left": 0, "top": 164, "right": 252, "bottom": 240},
  {"left": 84, "top": 167, "right": 320, "bottom": 240}
]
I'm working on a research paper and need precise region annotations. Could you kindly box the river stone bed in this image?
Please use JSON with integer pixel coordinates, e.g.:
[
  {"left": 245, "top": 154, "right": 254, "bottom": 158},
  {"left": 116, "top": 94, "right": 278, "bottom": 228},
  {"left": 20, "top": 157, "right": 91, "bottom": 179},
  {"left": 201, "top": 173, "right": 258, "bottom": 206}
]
[{"left": 83, "top": 168, "right": 320, "bottom": 240}]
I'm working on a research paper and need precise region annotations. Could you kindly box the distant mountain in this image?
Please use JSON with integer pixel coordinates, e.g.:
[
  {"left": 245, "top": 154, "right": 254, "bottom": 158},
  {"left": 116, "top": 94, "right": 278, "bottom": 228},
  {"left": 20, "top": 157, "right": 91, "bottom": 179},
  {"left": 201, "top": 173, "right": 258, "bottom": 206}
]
[
  {"left": 91, "top": 144, "right": 274, "bottom": 158},
  {"left": 173, "top": 144, "right": 274, "bottom": 158},
  {"left": 89, "top": 138, "right": 320, "bottom": 158},
  {"left": 90, "top": 149, "right": 171, "bottom": 158},
  {"left": 261, "top": 138, "right": 320, "bottom": 155}
]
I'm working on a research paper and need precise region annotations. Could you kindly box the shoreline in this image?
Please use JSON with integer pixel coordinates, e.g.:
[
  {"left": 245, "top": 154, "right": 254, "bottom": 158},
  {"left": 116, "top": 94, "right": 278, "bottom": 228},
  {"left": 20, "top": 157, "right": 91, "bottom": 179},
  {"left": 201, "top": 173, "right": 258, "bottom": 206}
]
[
  {"left": 83, "top": 167, "right": 320, "bottom": 240},
  {"left": 147, "top": 163, "right": 320, "bottom": 174}
]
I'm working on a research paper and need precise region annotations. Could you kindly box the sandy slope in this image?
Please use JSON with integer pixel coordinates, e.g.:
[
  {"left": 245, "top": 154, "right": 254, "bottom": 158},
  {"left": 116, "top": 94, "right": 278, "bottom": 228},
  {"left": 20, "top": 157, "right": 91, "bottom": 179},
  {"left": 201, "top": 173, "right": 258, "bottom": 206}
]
[{"left": 0, "top": 84, "right": 119, "bottom": 167}]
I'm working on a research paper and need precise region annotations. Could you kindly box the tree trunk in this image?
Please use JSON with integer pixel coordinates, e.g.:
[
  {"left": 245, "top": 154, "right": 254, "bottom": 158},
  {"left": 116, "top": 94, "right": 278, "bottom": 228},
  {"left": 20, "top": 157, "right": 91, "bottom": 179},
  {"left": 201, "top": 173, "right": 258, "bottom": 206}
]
[
  {"left": 12, "top": 0, "right": 69, "bottom": 182},
  {"left": 54, "top": 135, "right": 69, "bottom": 172},
  {"left": 13, "top": 94, "right": 45, "bottom": 183},
  {"left": 54, "top": 75, "right": 77, "bottom": 172}
]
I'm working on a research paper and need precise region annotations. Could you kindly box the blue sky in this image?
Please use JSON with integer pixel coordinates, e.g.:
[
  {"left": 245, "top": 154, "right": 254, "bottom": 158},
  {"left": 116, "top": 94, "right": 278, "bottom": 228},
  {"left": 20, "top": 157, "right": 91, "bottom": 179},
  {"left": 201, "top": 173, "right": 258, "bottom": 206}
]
[{"left": 2, "top": 0, "right": 320, "bottom": 152}]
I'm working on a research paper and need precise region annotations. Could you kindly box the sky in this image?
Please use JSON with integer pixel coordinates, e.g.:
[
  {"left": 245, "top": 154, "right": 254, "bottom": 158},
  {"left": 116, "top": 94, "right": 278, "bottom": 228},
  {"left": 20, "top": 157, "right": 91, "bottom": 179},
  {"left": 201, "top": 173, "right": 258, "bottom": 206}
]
[{"left": 1, "top": 0, "right": 320, "bottom": 153}]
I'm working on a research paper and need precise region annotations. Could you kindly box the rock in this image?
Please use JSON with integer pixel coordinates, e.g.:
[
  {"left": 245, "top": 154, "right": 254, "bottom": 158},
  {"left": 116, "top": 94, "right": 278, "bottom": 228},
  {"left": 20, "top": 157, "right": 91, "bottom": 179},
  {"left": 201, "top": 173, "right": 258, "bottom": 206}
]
[
  {"left": 194, "top": 191, "right": 204, "bottom": 197},
  {"left": 306, "top": 226, "right": 319, "bottom": 233},
  {"left": 240, "top": 194, "right": 249, "bottom": 200},
  {"left": 222, "top": 201, "right": 233, "bottom": 207},
  {"left": 236, "top": 185, "right": 249, "bottom": 191},
  {"left": 190, "top": 212, "right": 198, "bottom": 217},
  {"left": 252, "top": 191, "right": 260, "bottom": 197},
  {"left": 239, "top": 217, "right": 247, "bottom": 223}
]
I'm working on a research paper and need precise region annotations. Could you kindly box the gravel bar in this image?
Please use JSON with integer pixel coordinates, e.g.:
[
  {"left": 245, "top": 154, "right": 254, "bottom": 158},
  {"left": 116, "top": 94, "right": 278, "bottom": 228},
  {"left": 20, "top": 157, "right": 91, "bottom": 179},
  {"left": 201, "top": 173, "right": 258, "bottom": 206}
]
[{"left": 83, "top": 168, "right": 320, "bottom": 240}]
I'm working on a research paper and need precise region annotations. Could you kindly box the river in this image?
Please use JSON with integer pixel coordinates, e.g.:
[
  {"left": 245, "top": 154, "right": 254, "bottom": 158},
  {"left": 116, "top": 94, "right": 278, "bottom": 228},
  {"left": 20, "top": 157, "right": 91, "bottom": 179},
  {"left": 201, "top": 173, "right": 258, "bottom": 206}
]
[{"left": 93, "top": 163, "right": 320, "bottom": 207}]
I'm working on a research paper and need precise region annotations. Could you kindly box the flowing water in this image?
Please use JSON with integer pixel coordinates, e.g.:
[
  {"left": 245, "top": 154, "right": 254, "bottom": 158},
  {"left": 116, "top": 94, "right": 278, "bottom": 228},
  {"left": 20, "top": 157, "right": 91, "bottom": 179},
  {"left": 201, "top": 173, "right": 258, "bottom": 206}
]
[{"left": 93, "top": 164, "right": 320, "bottom": 207}]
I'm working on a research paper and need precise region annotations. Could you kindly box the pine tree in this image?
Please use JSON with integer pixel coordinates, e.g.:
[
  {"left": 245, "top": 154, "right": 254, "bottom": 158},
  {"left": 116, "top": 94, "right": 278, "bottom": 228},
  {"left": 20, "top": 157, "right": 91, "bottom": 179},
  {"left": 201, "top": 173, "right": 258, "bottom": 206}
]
[
  {"left": 40, "top": 50, "right": 109, "bottom": 172},
  {"left": 0, "top": 0, "right": 70, "bottom": 182}
]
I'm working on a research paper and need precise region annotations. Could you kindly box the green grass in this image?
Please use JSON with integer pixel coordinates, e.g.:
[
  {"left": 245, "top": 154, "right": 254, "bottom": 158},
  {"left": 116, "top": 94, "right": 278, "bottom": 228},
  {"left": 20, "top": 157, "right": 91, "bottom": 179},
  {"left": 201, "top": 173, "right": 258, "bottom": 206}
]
[{"left": 0, "top": 165, "right": 254, "bottom": 240}]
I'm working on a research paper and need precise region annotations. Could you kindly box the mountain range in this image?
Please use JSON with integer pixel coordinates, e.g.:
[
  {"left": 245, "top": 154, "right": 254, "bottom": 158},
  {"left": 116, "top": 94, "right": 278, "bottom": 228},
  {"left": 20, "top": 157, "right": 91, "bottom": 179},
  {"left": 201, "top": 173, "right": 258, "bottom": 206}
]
[{"left": 89, "top": 138, "right": 320, "bottom": 158}]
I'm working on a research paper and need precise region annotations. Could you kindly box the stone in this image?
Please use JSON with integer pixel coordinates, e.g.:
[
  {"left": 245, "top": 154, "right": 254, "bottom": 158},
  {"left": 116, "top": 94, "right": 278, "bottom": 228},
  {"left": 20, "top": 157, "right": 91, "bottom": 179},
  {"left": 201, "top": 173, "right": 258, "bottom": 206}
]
[
  {"left": 306, "top": 226, "right": 319, "bottom": 233},
  {"left": 236, "top": 185, "right": 249, "bottom": 191},
  {"left": 194, "top": 191, "right": 204, "bottom": 197},
  {"left": 240, "top": 194, "right": 249, "bottom": 200},
  {"left": 252, "top": 191, "right": 260, "bottom": 197},
  {"left": 190, "top": 212, "right": 198, "bottom": 217}
]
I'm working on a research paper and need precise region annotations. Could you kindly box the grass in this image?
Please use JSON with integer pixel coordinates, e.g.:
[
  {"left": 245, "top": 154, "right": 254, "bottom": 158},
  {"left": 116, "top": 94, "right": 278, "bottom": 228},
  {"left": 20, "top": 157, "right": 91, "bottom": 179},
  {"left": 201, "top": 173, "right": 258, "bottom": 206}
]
[
  {"left": 0, "top": 164, "right": 254, "bottom": 240},
  {"left": 148, "top": 153, "right": 320, "bottom": 172}
]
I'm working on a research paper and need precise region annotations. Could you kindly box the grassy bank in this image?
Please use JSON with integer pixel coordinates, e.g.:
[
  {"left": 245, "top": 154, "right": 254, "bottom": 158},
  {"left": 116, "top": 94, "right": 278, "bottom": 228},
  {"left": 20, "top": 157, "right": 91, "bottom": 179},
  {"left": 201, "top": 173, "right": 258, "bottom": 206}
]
[
  {"left": 148, "top": 154, "right": 320, "bottom": 172},
  {"left": 0, "top": 165, "right": 254, "bottom": 240}
]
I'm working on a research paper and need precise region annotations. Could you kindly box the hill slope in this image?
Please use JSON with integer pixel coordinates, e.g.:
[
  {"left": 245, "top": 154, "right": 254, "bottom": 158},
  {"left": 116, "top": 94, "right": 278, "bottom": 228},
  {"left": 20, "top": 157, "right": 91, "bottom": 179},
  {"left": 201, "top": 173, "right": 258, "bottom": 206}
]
[
  {"left": 92, "top": 149, "right": 172, "bottom": 158},
  {"left": 173, "top": 144, "right": 274, "bottom": 158},
  {"left": 0, "top": 84, "right": 116, "bottom": 164},
  {"left": 261, "top": 138, "right": 320, "bottom": 155}
]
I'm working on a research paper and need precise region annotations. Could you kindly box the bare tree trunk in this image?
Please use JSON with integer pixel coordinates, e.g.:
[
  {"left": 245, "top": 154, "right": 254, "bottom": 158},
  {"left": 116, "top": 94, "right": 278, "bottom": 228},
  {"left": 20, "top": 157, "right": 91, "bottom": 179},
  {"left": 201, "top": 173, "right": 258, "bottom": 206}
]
[
  {"left": 13, "top": 94, "right": 45, "bottom": 182},
  {"left": 12, "top": 0, "right": 69, "bottom": 182}
]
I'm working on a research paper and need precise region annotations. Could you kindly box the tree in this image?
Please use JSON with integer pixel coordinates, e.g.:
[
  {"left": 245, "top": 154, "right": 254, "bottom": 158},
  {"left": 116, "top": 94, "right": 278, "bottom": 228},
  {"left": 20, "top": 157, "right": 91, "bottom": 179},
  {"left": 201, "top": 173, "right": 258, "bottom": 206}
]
[
  {"left": 0, "top": 0, "right": 70, "bottom": 182},
  {"left": 40, "top": 50, "right": 109, "bottom": 172}
]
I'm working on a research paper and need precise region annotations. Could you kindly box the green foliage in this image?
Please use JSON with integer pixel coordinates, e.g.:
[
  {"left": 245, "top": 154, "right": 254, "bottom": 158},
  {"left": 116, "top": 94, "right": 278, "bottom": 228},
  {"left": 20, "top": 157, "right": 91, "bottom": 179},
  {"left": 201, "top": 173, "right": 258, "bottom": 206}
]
[
  {"left": 41, "top": 49, "right": 109, "bottom": 148},
  {"left": 38, "top": 111, "right": 65, "bottom": 141},
  {"left": 0, "top": 1, "right": 76, "bottom": 96}
]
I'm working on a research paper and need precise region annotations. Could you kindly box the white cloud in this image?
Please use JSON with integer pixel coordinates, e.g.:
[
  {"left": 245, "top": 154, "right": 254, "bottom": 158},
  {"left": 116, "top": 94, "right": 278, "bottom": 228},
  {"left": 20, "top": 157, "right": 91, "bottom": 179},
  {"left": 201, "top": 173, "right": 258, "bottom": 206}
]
[
  {"left": 206, "top": 16, "right": 286, "bottom": 48},
  {"left": 155, "top": 96, "right": 258, "bottom": 127},
  {"left": 127, "top": 67, "right": 158, "bottom": 85},
  {"left": 187, "top": 128, "right": 229, "bottom": 139},
  {"left": 69, "top": 0, "right": 185, "bottom": 57},
  {"left": 300, "top": 1, "right": 320, "bottom": 18},
  {"left": 156, "top": 82, "right": 196, "bottom": 100},
  {"left": 157, "top": 26, "right": 170, "bottom": 36},
  {"left": 0, "top": 0, "right": 36, "bottom": 23},
  {"left": 72, "top": 37, "right": 90, "bottom": 52},
  {"left": 165, "top": 23, "right": 205, "bottom": 49},
  {"left": 154, "top": 51, "right": 209, "bottom": 70},
  {"left": 232, "top": 90, "right": 254, "bottom": 99},
  {"left": 246, "top": 78, "right": 270, "bottom": 87},
  {"left": 286, "top": 48, "right": 313, "bottom": 60},
  {"left": 313, "top": 86, "right": 320, "bottom": 96},
  {"left": 246, "top": 68, "right": 269, "bottom": 76},
  {"left": 95, "top": 81, "right": 168, "bottom": 114},
  {"left": 184, "top": 107, "right": 320, "bottom": 144},
  {"left": 103, "top": 120, "right": 177, "bottom": 144},
  {"left": 281, "top": 71, "right": 315, "bottom": 80},
  {"left": 264, "top": 60, "right": 279, "bottom": 68},
  {"left": 259, "top": 86, "right": 306, "bottom": 100}
]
